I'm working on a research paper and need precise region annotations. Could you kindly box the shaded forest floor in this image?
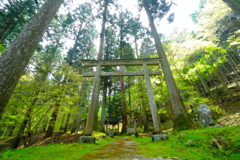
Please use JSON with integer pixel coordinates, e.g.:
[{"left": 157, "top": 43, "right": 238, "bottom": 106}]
[
  {"left": 215, "top": 98, "right": 240, "bottom": 126},
  {"left": 0, "top": 132, "right": 81, "bottom": 152}
]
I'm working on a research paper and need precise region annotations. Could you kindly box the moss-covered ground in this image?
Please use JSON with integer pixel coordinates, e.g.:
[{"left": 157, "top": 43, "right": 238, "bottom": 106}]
[
  {"left": 0, "top": 126, "right": 239, "bottom": 160},
  {"left": 133, "top": 125, "right": 240, "bottom": 160},
  {"left": 0, "top": 136, "right": 117, "bottom": 160}
]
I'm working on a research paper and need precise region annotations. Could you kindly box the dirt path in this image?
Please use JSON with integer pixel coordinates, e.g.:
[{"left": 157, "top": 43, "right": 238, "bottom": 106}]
[
  {"left": 79, "top": 137, "right": 144, "bottom": 160},
  {"left": 79, "top": 137, "right": 180, "bottom": 160}
]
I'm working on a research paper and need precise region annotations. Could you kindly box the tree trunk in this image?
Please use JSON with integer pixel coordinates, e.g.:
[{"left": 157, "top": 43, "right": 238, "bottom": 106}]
[
  {"left": 134, "top": 35, "right": 139, "bottom": 58},
  {"left": 76, "top": 81, "right": 87, "bottom": 134},
  {"left": 8, "top": 125, "right": 15, "bottom": 136},
  {"left": 64, "top": 111, "right": 71, "bottom": 133},
  {"left": 45, "top": 104, "right": 59, "bottom": 138},
  {"left": 0, "top": 0, "right": 64, "bottom": 120},
  {"left": 60, "top": 114, "right": 66, "bottom": 131},
  {"left": 84, "top": 0, "right": 109, "bottom": 135},
  {"left": 100, "top": 78, "right": 108, "bottom": 132},
  {"left": 128, "top": 77, "right": 132, "bottom": 118},
  {"left": 196, "top": 70, "right": 210, "bottom": 94},
  {"left": 84, "top": 65, "right": 101, "bottom": 135},
  {"left": 222, "top": 0, "right": 240, "bottom": 15},
  {"left": 142, "top": 0, "right": 195, "bottom": 131},
  {"left": 12, "top": 107, "right": 32, "bottom": 149},
  {"left": 70, "top": 116, "right": 77, "bottom": 134}
]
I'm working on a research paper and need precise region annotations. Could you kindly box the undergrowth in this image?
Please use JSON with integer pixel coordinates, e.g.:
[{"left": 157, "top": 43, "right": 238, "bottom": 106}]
[
  {"left": 133, "top": 125, "right": 240, "bottom": 160},
  {"left": 0, "top": 137, "right": 116, "bottom": 160},
  {"left": 0, "top": 126, "right": 239, "bottom": 160}
]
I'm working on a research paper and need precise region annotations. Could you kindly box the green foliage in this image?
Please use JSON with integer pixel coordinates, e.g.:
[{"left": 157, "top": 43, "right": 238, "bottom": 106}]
[
  {"left": 227, "top": 30, "right": 240, "bottom": 47},
  {"left": 196, "top": 0, "right": 240, "bottom": 42},
  {"left": 0, "top": 0, "right": 40, "bottom": 46},
  {"left": 138, "top": 0, "right": 173, "bottom": 20},
  {"left": 139, "top": 38, "right": 156, "bottom": 58},
  {"left": 0, "top": 44, "right": 6, "bottom": 55}
]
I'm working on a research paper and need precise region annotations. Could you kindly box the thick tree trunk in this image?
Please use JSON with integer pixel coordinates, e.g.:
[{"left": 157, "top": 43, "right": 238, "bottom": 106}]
[
  {"left": 0, "top": 0, "right": 64, "bottom": 120},
  {"left": 97, "top": 0, "right": 109, "bottom": 60},
  {"left": 84, "top": 65, "right": 101, "bottom": 135},
  {"left": 142, "top": 0, "right": 195, "bottom": 131},
  {"left": 84, "top": 0, "right": 109, "bottom": 135},
  {"left": 222, "top": 0, "right": 240, "bottom": 15}
]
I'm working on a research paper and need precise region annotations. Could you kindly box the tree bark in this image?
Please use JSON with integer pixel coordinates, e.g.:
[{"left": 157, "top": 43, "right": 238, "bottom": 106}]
[
  {"left": 84, "top": 65, "right": 101, "bottom": 135},
  {"left": 84, "top": 0, "right": 109, "bottom": 135},
  {"left": 222, "top": 0, "right": 240, "bottom": 15},
  {"left": 0, "top": 0, "right": 64, "bottom": 120},
  {"left": 142, "top": 0, "right": 195, "bottom": 131}
]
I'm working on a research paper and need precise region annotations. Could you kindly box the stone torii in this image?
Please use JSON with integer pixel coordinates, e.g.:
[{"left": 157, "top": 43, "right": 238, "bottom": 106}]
[{"left": 82, "top": 58, "right": 162, "bottom": 136}]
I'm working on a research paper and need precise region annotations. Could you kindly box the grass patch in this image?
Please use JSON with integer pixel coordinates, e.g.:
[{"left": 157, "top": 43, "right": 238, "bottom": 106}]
[
  {"left": 1, "top": 126, "right": 239, "bottom": 160},
  {"left": 133, "top": 125, "right": 240, "bottom": 160},
  {"left": 0, "top": 137, "right": 116, "bottom": 160}
]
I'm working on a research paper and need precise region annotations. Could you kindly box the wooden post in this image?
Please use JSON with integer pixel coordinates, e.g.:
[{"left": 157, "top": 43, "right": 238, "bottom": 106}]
[
  {"left": 84, "top": 64, "right": 101, "bottom": 135},
  {"left": 120, "top": 65, "right": 127, "bottom": 134},
  {"left": 143, "top": 63, "right": 162, "bottom": 133}
]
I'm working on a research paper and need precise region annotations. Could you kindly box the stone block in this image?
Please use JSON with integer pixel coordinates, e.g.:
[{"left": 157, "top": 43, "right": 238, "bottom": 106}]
[
  {"left": 78, "top": 136, "right": 96, "bottom": 144},
  {"left": 127, "top": 127, "right": 136, "bottom": 135},
  {"left": 152, "top": 134, "right": 169, "bottom": 141},
  {"left": 198, "top": 104, "right": 214, "bottom": 126}
]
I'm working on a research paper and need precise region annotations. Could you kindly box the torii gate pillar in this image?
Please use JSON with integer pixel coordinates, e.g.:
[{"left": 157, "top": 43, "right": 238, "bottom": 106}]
[
  {"left": 143, "top": 63, "right": 161, "bottom": 132},
  {"left": 84, "top": 64, "right": 101, "bottom": 135}
]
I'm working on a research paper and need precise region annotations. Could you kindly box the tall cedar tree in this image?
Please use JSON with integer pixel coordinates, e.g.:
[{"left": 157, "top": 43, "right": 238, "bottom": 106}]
[
  {"left": 140, "top": 0, "right": 196, "bottom": 131},
  {"left": 84, "top": 0, "right": 111, "bottom": 135},
  {"left": 0, "top": 0, "right": 64, "bottom": 120}
]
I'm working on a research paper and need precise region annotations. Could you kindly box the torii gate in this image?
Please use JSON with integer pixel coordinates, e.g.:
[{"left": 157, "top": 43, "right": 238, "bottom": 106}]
[{"left": 82, "top": 58, "right": 162, "bottom": 135}]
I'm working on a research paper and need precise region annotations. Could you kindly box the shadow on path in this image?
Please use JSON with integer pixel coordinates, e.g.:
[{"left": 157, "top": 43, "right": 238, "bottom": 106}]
[{"left": 79, "top": 137, "right": 144, "bottom": 160}]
